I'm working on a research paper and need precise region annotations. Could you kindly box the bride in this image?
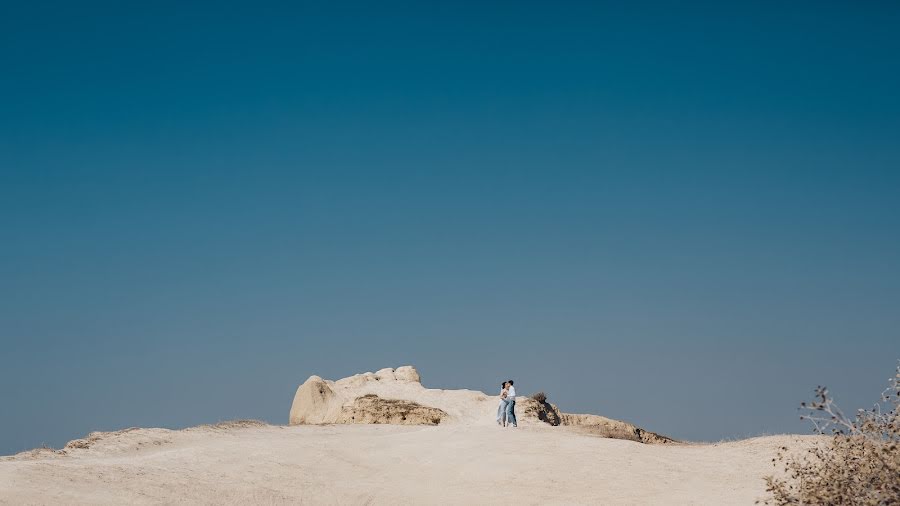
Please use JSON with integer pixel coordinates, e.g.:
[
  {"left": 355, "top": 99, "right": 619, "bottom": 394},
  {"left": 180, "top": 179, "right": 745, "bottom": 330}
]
[{"left": 496, "top": 381, "right": 509, "bottom": 426}]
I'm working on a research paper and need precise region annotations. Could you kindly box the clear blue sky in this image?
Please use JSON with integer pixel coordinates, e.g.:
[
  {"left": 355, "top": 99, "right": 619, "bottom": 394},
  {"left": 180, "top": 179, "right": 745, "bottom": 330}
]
[{"left": 2, "top": 1, "right": 899, "bottom": 454}]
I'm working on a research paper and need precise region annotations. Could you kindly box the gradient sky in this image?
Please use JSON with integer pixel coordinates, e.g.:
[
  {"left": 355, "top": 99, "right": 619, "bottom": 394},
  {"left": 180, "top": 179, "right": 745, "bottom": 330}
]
[{"left": 2, "top": 1, "right": 899, "bottom": 455}]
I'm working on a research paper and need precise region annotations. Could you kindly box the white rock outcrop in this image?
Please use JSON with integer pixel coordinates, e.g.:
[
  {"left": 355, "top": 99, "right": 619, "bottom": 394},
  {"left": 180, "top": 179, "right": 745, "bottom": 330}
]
[
  {"left": 288, "top": 365, "right": 675, "bottom": 443},
  {"left": 288, "top": 375, "right": 339, "bottom": 425}
]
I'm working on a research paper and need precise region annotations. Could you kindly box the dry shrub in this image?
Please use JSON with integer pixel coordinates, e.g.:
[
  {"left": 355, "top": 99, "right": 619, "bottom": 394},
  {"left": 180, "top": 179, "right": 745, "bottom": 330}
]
[
  {"left": 531, "top": 391, "right": 548, "bottom": 404},
  {"left": 762, "top": 361, "right": 900, "bottom": 505}
]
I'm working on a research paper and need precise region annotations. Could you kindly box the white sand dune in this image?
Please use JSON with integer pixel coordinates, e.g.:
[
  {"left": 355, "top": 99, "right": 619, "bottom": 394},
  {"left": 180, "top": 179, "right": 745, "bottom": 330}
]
[{"left": 0, "top": 366, "right": 819, "bottom": 505}]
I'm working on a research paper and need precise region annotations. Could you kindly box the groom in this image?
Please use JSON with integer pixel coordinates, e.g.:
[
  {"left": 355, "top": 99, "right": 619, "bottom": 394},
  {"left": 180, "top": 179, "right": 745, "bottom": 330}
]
[{"left": 505, "top": 379, "right": 517, "bottom": 427}]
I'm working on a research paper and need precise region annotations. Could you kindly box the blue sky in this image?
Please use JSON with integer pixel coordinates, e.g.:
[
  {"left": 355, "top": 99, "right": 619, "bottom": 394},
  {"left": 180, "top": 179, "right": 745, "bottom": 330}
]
[{"left": 2, "top": 1, "right": 899, "bottom": 454}]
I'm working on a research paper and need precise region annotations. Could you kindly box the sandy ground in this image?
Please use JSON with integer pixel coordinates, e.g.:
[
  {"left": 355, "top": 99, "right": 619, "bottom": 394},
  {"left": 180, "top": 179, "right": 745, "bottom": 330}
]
[{"left": 0, "top": 423, "right": 818, "bottom": 505}]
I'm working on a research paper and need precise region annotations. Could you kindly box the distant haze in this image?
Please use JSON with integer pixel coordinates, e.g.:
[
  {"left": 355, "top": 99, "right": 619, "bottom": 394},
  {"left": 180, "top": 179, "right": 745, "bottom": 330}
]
[{"left": 2, "top": 2, "right": 899, "bottom": 455}]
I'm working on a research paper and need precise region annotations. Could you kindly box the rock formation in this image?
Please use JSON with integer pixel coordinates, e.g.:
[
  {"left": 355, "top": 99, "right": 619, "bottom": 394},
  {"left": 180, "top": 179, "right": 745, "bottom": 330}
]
[
  {"left": 288, "top": 365, "right": 675, "bottom": 444},
  {"left": 337, "top": 394, "right": 445, "bottom": 425},
  {"left": 288, "top": 375, "right": 338, "bottom": 425}
]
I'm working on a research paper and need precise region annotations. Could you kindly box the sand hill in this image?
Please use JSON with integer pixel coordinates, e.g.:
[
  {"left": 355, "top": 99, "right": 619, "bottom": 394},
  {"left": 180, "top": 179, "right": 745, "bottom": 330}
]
[{"left": 0, "top": 365, "right": 820, "bottom": 505}]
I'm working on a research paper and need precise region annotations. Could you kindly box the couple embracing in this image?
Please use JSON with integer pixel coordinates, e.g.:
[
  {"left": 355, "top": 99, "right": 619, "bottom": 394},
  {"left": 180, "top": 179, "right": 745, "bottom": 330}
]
[{"left": 496, "top": 379, "right": 517, "bottom": 427}]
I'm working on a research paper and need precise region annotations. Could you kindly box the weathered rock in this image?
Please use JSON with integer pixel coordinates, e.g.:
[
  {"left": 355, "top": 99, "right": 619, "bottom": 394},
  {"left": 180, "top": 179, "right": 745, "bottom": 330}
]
[
  {"left": 559, "top": 413, "right": 676, "bottom": 444},
  {"left": 337, "top": 394, "right": 445, "bottom": 425},
  {"left": 375, "top": 368, "right": 396, "bottom": 381},
  {"left": 289, "top": 375, "right": 337, "bottom": 425},
  {"left": 287, "top": 366, "right": 675, "bottom": 443},
  {"left": 289, "top": 366, "right": 433, "bottom": 426},
  {"left": 518, "top": 397, "right": 563, "bottom": 426},
  {"left": 393, "top": 366, "right": 420, "bottom": 383}
]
